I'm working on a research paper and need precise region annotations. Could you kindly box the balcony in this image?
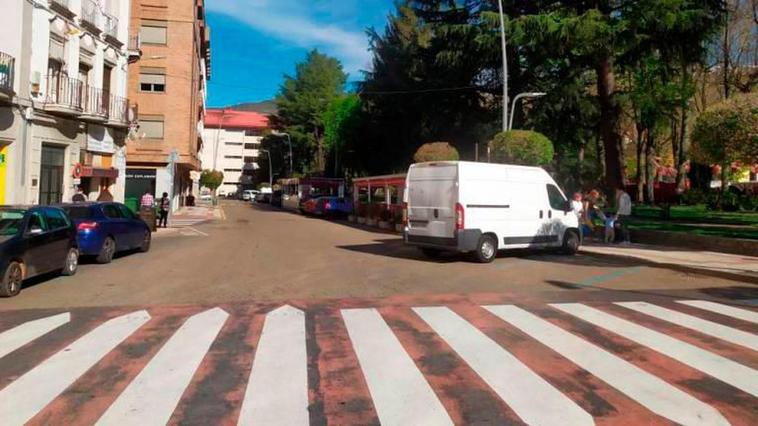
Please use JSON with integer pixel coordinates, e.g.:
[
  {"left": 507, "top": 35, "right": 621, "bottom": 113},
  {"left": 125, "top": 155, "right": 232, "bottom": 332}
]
[
  {"left": 103, "top": 13, "right": 121, "bottom": 45},
  {"left": 80, "top": 0, "right": 102, "bottom": 34},
  {"left": 0, "top": 52, "right": 15, "bottom": 102},
  {"left": 43, "top": 74, "right": 84, "bottom": 115},
  {"left": 49, "top": 0, "right": 76, "bottom": 19},
  {"left": 107, "top": 94, "right": 131, "bottom": 128},
  {"left": 81, "top": 86, "right": 108, "bottom": 122},
  {"left": 127, "top": 35, "right": 142, "bottom": 63}
]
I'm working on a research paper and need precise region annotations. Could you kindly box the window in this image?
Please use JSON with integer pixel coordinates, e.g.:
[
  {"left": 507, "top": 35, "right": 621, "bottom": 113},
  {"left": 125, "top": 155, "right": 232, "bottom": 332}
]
[
  {"left": 44, "top": 208, "right": 70, "bottom": 230},
  {"left": 26, "top": 212, "right": 48, "bottom": 234},
  {"left": 225, "top": 142, "right": 243, "bottom": 146},
  {"left": 140, "top": 73, "right": 165, "bottom": 93},
  {"left": 64, "top": 206, "right": 93, "bottom": 220},
  {"left": 140, "top": 117, "right": 164, "bottom": 139},
  {"left": 140, "top": 24, "right": 167, "bottom": 45},
  {"left": 546, "top": 184, "right": 567, "bottom": 210},
  {"left": 117, "top": 204, "right": 137, "bottom": 219},
  {"left": 244, "top": 143, "right": 257, "bottom": 150},
  {"left": 0, "top": 210, "right": 25, "bottom": 236},
  {"left": 225, "top": 155, "right": 242, "bottom": 159},
  {"left": 243, "top": 156, "right": 255, "bottom": 163},
  {"left": 244, "top": 129, "right": 261, "bottom": 137},
  {"left": 224, "top": 168, "right": 242, "bottom": 172},
  {"left": 102, "top": 204, "right": 122, "bottom": 219}
]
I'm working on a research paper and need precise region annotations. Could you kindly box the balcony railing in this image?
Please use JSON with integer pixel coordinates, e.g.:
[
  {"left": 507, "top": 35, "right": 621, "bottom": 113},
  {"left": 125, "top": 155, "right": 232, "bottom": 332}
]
[
  {"left": 108, "top": 94, "right": 129, "bottom": 124},
  {"left": 128, "top": 35, "right": 141, "bottom": 51},
  {"left": 0, "top": 52, "right": 15, "bottom": 94},
  {"left": 83, "top": 86, "right": 108, "bottom": 118},
  {"left": 81, "top": 0, "right": 101, "bottom": 29},
  {"left": 104, "top": 13, "right": 119, "bottom": 38},
  {"left": 44, "top": 74, "right": 84, "bottom": 111}
]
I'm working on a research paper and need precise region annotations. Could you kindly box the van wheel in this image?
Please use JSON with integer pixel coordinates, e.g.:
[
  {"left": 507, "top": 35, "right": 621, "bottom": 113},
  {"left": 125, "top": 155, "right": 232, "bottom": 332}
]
[
  {"left": 474, "top": 234, "right": 498, "bottom": 263},
  {"left": 420, "top": 248, "right": 442, "bottom": 258},
  {"left": 562, "top": 230, "right": 580, "bottom": 255},
  {"left": 0, "top": 262, "right": 24, "bottom": 297}
]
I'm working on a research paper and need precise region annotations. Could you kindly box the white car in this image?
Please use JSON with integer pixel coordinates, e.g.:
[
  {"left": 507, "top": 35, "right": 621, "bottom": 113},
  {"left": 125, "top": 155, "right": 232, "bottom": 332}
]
[
  {"left": 242, "top": 190, "right": 256, "bottom": 201},
  {"left": 404, "top": 161, "right": 580, "bottom": 263}
]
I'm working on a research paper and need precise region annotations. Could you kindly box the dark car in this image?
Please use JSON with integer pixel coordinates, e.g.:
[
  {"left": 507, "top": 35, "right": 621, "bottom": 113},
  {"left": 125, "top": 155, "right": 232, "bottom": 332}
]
[
  {"left": 303, "top": 196, "right": 353, "bottom": 217},
  {"left": 59, "top": 202, "right": 151, "bottom": 264},
  {"left": 0, "top": 206, "right": 79, "bottom": 297}
]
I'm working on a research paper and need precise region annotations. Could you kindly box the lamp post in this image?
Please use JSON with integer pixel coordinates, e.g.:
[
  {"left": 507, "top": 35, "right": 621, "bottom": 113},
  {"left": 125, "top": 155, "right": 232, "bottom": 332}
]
[
  {"left": 213, "top": 109, "right": 227, "bottom": 170},
  {"left": 497, "top": 0, "right": 508, "bottom": 133},
  {"left": 508, "top": 92, "right": 547, "bottom": 130},
  {"left": 259, "top": 148, "right": 273, "bottom": 187},
  {"left": 271, "top": 130, "right": 293, "bottom": 176}
]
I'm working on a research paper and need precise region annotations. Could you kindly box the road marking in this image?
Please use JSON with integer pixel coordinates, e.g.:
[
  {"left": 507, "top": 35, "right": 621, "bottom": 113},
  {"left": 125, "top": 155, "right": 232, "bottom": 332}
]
[
  {"left": 677, "top": 300, "right": 758, "bottom": 324},
  {"left": 238, "top": 305, "right": 309, "bottom": 426},
  {"left": 616, "top": 301, "right": 758, "bottom": 351},
  {"left": 413, "top": 306, "right": 592, "bottom": 426},
  {"left": 485, "top": 305, "right": 729, "bottom": 426},
  {"left": 552, "top": 303, "right": 758, "bottom": 397},
  {"left": 575, "top": 267, "right": 643, "bottom": 287},
  {"left": 342, "top": 308, "right": 453, "bottom": 426},
  {"left": 96, "top": 307, "right": 228, "bottom": 426},
  {"left": 0, "top": 310, "right": 150, "bottom": 426},
  {"left": 0, "top": 312, "right": 70, "bottom": 359}
]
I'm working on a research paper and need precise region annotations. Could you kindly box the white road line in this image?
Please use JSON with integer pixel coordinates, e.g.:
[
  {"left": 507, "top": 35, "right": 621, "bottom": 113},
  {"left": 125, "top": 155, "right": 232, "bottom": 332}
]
[
  {"left": 0, "top": 312, "right": 70, "bottom": 359},
  {"left": 553, "top": 303, "right": 758, "bottom": 397},
  {"left": 238, "top": 305, "right": 309, "bottom": 426},
  {"left": 616, "top": 301, "right": 758, "bottom": 351},
  {"left": 342, "top": 308, "right": 453, "bottom": 426},
  {"left": 485, "top": 305, "right": 729, "bottom": 426},
  {"left": 413, "top": 306, "right": 592, "bottom": 426},
  {"left": 0, "top": 310, "right": 150, "bottom": 426},
  {"left": 677, "top": 300, "right": 758, "bottom": 324},
  {"left": 96, "top": 307, "right": 228, "bottom": 426}
]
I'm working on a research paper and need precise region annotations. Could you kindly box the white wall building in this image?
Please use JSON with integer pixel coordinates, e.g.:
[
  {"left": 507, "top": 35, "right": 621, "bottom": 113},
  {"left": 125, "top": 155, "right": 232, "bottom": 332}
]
[
  {"left": 201, "top": 108, "right": 269, "bottom": 195},
  {"left": 0, "top": 0, "right": 137, "bottom": 205}
]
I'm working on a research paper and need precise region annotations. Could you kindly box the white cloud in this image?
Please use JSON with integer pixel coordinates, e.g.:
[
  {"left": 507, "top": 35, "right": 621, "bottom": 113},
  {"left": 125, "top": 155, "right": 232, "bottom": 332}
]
[{"left": 207, "top": 0, "right": 371, "bottom": 75}]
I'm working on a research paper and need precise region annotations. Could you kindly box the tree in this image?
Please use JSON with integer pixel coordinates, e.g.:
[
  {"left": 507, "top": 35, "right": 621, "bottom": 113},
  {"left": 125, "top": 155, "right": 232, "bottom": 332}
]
[
  {"left": 489, "top": 130, "right": 554, "bottom": 167},
  {"left": 413, "top": 142, "right": 460, "bottom": 163},
  {"left": 691, "top": 92, "right": 758, "bottom": 192},
  {"left": 322, "top": 94, "right": 362, "bottom": 176},
  {"left": 200, "top": 170, "right": 224, "bottom": 195},
  {"left": 274, "top": 50, "right": 347, "bottom": 174}
]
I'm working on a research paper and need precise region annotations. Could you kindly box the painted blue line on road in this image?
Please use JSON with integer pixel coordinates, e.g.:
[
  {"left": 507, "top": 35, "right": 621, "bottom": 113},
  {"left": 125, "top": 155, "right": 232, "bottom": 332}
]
[{"left": 575, "top": 267, "right": 643, "bottom": 288}]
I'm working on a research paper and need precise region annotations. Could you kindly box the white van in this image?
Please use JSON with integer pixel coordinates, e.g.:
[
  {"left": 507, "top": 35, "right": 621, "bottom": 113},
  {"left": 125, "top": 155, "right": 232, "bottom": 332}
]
[{"left": 404, "top": 161, "right": 580, "bottom": 262}]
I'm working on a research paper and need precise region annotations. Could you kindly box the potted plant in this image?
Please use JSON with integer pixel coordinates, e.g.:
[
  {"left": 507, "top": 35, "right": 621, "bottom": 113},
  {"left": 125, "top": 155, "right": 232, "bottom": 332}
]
[
  {"left": 356, "top": 203, "right": 367, "bottom": 224},
  {"left": 366, "top": 203, "right": 380, "bottom": 226},
  {"left": 378, "top": 208, "right": 392, "bottom": 229}
]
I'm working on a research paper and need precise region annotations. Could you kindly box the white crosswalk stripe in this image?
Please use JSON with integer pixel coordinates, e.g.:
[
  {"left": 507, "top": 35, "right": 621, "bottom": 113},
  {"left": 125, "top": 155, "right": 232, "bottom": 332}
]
[
  {"left": 414, "top": 306, "right": 593, "bottom": 426},
  {"left": 97, "top": 308, "right": 228, "bottom": 426},
  {"left": 677, "top": 300, "right": 758, "bottom": 324},
  {"left": 616, "top": 301, "right": 758, "bottom": 351},
  {"left": 0, "top": 310, "right": 150, "bottom": 426},
  {"left": 343, "top": 308, "right": 453, "bottom": 426},
  {"left": 552, "top": 303, "right": 758, "bottom": 397},
  {"left": 0, "top": 312, "right": 70, "bottom": 359},
  {"left": 485, "top": 305, "right": 729, "bottom": 426},
  {"left": 238, "top": 305, "right": 309, "bottom": 426}
]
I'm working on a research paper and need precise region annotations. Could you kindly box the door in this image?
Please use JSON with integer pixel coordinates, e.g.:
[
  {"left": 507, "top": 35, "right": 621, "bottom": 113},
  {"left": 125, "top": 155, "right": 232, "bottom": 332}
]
[
  {"left": 101, "top": 203, "right": 129, "bottom": 250},
  {"left": 502, "top": 182, "right": 553, "bottom": 247},
  {"left": 43, "top": 208, "right": 72, "bottom": 269},
  {"left": 117, "top": 203, "right": 143, "bottom": 248},
  {"left": 22, "top": 211, "right": 50, "bottom": 276},
  {"left": 406, "top": 164, "right": 458, "bottom": 242},
  {"left": 40, "top": 145, "right": 65, "bottom": 205}
]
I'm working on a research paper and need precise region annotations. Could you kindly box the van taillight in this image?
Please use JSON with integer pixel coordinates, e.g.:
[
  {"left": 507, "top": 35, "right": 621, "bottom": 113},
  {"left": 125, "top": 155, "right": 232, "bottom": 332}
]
[
  {"left": 455, "top": 203, "right": 465, "bottom": 230},
  {"left": 402, "top": 202, "right": 408, "bottom": 226},
  {"left": 77, "top": 221, "right": 98, "bottom": 231}
]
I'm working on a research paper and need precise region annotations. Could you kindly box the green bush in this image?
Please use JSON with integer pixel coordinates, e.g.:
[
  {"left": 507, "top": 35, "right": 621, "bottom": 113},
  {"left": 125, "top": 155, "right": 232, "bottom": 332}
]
[
  {"left": 707, "top": 191, "right": 740, "bottom": 212},
  {"left": 680, "top": 189, "right": 707, "bottom": 206},
  {"left": 413, "top": 142, "right": 460, "bottom": 163},
  {"left": 489, "top": 130, "right": 554, "bottom": 166},
  {"left": 739, "top": 194, "right": 757, "bottom": 211}
]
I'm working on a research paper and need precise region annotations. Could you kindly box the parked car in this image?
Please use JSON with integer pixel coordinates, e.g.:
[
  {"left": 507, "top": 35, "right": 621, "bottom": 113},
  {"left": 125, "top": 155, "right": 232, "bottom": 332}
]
[
  {"left": 270, "top": 190, "right": 283, "bottom": 208},
  {"left": 59, "top": 202, "right": 151, "bottom": 264},
  {"left": 404, "top": 161, "right": 580, "bottom": 263},
  {"left": 242, "top": 190, "right": 255, "bottom": 201},
  {"left": 303, "top": 196, "right": 353, "bottom": 217},
  {"left": 0, "top": 206, "right": 79, "bottom": 297}
]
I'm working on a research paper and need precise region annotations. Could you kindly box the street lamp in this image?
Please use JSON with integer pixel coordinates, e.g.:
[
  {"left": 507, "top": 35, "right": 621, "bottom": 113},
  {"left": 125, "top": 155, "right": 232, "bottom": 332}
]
[
  {"left": 270, "top": 130, "right": 293, "bottom": 176},
  {"left": 259, "top": 148, "right": 273, "bottom": 187},
  {"left": 497, "top": 0, "right": 508, "bottom": 133},
  {"left": 508, "top": 92, "right": 546, "bottom": 131}
]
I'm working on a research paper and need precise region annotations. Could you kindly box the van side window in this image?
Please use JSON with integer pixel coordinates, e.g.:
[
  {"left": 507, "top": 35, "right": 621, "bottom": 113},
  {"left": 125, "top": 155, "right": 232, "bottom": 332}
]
[{"left": 546, "top": 184, "right": 566, "bottom": 210}]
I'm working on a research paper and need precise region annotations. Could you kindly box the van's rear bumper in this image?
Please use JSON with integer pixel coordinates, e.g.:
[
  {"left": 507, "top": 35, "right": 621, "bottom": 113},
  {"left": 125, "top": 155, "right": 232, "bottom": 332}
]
[{"left": 404, "top": 229, "right": 482, "bottom": 252}]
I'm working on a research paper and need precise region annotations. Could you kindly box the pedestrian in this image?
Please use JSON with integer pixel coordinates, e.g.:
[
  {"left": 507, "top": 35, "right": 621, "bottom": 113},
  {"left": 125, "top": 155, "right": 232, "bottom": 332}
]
[
  {"left": 571, "top": 192, "right": 584, "bottom": 220},
  {"left": 615, "top": 186, "right": 632, "bottom": 244},
  {"left": 158, "top": 192, "right": 170, "bottom": 228},
  {"left": 140, "top": 190, "right": 155, "bottom": 208},
  {"left": 96, "top": 187, "right": 114, "bottom": 202},
  {"left": 72, "top": 186, "right": 87, "bottom": 203}
]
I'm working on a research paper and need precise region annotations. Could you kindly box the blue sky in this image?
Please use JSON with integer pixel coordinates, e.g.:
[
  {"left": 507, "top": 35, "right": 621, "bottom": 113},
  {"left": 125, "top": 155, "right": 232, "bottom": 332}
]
[{"left": 205, "top": 0, "right": 393, "bottom": 107}]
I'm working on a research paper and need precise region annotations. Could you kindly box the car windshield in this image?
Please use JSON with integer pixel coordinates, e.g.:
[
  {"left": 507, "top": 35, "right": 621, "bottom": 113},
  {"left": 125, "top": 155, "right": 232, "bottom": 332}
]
[
  {"left": 0, "top": 209, "right": 26, "bottom": 236},
  {"left": 63, "top": 206, "right": 93, "bottom": 220}
]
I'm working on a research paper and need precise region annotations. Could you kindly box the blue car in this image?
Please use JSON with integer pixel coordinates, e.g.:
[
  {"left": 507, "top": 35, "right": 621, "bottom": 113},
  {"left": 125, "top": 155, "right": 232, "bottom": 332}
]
[{"left": 59, "top": 202, "right": 151, "bottom": 264}]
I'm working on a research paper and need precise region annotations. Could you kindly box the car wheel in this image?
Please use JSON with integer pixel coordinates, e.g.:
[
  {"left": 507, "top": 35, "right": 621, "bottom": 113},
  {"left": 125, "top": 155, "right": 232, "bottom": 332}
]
[
  {"left": 97, "top": 237, "right": 117, "bottom": 264},
  {"left": 473, "top": 234, "right": 498, "bottom": 263},
  {"left": 562, "top": 230, "right": 580, "bottom": 255},
  {"left": 139, "top": 230, "right": 151, "bottom": 253},
  {"left": 0, "top": 262, "right": 24, "bottom": 297},
  {"left": 61, "top": 248, "right": 79, "bottom": 276}
]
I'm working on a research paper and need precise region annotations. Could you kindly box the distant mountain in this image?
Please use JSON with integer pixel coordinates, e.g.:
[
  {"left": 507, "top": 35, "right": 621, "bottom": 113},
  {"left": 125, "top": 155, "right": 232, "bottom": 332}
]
[{"left": 231, "top": 100, "right": 277, "bottom": 115}]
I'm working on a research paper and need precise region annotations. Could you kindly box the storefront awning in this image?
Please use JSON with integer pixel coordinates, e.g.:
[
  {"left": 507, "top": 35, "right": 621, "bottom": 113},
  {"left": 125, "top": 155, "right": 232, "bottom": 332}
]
[{"left": 81, "top": 166, "right": 119, "bottom": 179}]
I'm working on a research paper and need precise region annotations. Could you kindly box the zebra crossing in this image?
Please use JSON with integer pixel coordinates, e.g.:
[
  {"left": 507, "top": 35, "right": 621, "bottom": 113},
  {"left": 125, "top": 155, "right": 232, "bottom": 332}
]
[{"left": 0, "top": 298, "right": 755, "bottom": 425}]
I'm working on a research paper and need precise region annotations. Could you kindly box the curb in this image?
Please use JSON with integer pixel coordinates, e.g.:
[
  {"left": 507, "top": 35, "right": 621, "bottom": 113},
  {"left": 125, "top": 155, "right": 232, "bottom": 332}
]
[{"left": 580, "top": 248, "right": 758, "bottom": 285}]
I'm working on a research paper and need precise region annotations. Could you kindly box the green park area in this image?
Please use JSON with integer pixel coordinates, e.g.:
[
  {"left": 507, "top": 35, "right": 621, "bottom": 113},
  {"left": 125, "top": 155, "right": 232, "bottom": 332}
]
[{"left": 630, "top": 205, "right": 758, "bottom": 240}]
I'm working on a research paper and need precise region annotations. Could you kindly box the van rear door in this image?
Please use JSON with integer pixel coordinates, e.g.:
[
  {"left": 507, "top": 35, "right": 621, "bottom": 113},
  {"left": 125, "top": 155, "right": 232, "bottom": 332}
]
[{"left": 406, "top": 163, "right": 458, "bottom": 242}]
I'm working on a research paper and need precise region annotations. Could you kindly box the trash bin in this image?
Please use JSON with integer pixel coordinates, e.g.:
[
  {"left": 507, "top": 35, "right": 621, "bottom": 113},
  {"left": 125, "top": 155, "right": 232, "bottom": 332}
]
[
  {"left": 125, "top": 197, "right": 139, "bottom": 214},
  {"left": 139, "top": 206, "right": 157, "bottom": 232}
]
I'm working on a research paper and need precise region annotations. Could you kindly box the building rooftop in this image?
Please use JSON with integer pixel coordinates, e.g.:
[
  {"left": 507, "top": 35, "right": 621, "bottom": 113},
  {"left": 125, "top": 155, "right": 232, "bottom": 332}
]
[{"left": 205, "top": 108, "right": 269, "bottom": 129}]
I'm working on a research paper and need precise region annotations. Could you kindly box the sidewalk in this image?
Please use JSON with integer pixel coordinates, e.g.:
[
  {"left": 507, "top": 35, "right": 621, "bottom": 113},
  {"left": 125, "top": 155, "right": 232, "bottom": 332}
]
[
  {"left": 168, "top": 205, "right": 225, "bottom": 227},
  {"left": 581, "top": 243, "right": 758, "bottom": 281}
]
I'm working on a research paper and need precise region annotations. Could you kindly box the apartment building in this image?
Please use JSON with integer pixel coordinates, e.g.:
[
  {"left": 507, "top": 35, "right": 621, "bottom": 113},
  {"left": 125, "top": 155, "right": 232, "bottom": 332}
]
[
  {"left": 0, "top": 0, "right": 137, "bottom": 205},
  {"left": 201, "top": 109, "right": 268, "bottom": 196},
  {"left": 125, "top": 0, "right": 210, "bottom": 211}
]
